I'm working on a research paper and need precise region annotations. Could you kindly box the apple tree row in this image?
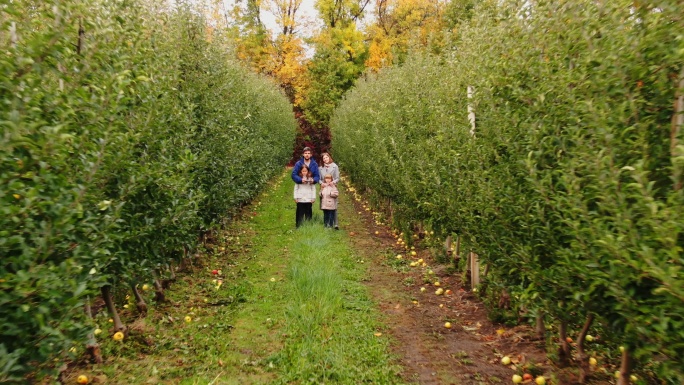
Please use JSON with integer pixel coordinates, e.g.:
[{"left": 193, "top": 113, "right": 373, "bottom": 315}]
[
  {"left": 332, "top": 0, "right": 682, "bottom": 383},
  {"left": 0, "top": 0, "right": 295, "bottom": 381}
]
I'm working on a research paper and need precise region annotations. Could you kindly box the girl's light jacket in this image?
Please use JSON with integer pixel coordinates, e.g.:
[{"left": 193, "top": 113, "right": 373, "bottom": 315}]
[
  {"left": 319, "top": 184, "right": 339, "bottom": 210},
  {"left": 294, "top": 179, "right": 317, "bottom": 203}
]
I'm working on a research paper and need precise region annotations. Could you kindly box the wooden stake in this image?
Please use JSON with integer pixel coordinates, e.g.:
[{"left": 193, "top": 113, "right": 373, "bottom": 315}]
[{"left": 470, "top": 252, "right": 480, "bottom": 287}]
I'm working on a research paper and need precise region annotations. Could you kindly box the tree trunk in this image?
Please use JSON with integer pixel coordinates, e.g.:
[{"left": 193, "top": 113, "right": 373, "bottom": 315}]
[
  {"left": 465, "top": 252, "right": 472, "bottom": 288},
  {"left": 101, "top": 285, "right": 125, "bottom": 331},
  {"left": 558, "top": 320, "right": 571, "bottom": 367},
  {"left": 84, "top": 296, "right": 93, "bottom": 318},
  {"left": 535, "top": 314, "right": 545, "bottom": 342},
  {"left": 168, "top": 263, "right": 177, "bottom": 281},
  {"left": 671, "top": 67, "right": 684, "bottom": 191},
  {"left": 83, "top": 296, "right": 103, "bottom": 363},
  {"left": 577, "top": 314, "right": 595, "bottom": 383},
  {"left": 131, "top": 284, "right": 148, "bottom": 315},
  {"left": 616, "top": 347, "right": 633, "bottom": 385},
  {"left": 152, "top": 271, "right": 166, "bottom": 303}
]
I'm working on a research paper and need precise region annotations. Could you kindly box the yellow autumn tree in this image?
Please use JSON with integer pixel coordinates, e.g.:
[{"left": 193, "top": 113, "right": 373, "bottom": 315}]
[{"left": 365, "top": 0, "right": 447, "bottom": 71}]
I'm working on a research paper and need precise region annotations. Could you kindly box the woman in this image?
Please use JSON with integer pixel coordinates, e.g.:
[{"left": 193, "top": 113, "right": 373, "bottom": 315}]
[{"left": 318, "top": 152, "right": 340, "bottom": 229}]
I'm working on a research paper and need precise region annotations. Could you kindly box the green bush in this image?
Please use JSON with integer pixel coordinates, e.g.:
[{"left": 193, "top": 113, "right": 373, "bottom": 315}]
[
  {"left": 332, "top": 0, "right": 683, "bottom": 381},
  {"left": 0, "top": 0, "right": 294, "bottom": 381}
]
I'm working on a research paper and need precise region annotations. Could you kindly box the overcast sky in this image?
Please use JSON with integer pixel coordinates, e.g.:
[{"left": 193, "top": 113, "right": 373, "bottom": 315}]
[{"left": 221, "top": 0, "right": 321, "bottom": 38}]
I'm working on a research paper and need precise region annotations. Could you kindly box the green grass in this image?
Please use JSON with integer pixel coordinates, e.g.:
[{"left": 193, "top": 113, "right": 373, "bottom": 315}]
[{"left": 75, "top": 170, "right": 404, "bottom": 384}]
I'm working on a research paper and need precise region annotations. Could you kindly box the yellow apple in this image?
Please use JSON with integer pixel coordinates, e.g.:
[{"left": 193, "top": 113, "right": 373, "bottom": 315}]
[
  {"left": 501, "top": 356, "right": 511, "bottom": 365},
  {"left": 589, "top": 357, "right": 597, "bottom": 366},
  {"left": 420, "top": 287, "right": 427, "bottom": 292},
  {"left": 113, "top": 332, "right": 124, "bottom": 341},
  {"left": 77, "top": 375, "right": 89, "bottom": 384},
  {"left": 185, "top": 316, "right": 192, "bottom": 323},
  {"left": 535, "top": 376, "right": 545, "bottom": 385},
  {"left": 585, "top": 335, "right": 594, "bottom": 342},
  {"left": 444, "top": 322, "right": 452, "bottom": 329},
  {"left": 512, "top": 374, "right": 522, "bottom": 384}
]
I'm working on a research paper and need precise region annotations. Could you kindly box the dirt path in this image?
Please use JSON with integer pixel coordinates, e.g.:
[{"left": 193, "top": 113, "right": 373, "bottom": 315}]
[{"left": 337, "top": 181, "right": 552, "bottom": 385}]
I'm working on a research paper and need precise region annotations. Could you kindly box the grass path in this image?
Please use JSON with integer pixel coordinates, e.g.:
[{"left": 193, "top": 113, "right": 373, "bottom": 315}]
[{"left": 73, "top": 170, "right": 406, "bottom": 384}]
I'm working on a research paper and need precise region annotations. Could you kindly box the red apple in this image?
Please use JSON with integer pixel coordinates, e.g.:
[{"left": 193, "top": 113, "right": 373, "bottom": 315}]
[{"left": 212, "top": 269, "right": 218, "bottom": 275}]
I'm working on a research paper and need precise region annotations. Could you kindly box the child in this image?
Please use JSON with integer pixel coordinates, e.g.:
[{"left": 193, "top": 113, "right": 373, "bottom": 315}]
[
  {"left": 319, "top": 174, "right": 339, "bottom": 228},
  {"left": 294, "top": 165, "right": 316, "bottom": 227}
]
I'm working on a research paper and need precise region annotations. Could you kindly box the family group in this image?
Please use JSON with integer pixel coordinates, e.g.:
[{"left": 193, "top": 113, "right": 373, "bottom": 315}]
[{"left": 291, "top": 147, "right": 340, "bottom": 229}]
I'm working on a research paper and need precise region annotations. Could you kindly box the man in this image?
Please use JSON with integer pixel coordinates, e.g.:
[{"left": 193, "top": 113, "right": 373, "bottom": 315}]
[{"left": 291, "top": 147, "right": 320, "bottom": 185}]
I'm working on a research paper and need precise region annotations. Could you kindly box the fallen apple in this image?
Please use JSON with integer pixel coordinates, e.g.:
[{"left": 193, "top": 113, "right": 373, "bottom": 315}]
[
  {"left": 434, "top": 282, "right": 441, "bottom": 287},
  {"left": 113, "top": 332, "right": 124, "bottom": 341},
  {"left": 435, "top": 288, "right": 444, "bottom": 295},
  {"left": 420, "top": 287, "right": 427, "bottom": 292},
  {"left": 589, "top": 357, "right": 597, "bottom": 366},
  {"left": 512, "top": 374, "right": 522, "bottom": 384},
  {"left": 535, "top": 376, "right": 545, "bottom": 385},
  {"left": 566, "top": 337, "right": 573, "bottom": 343},
  {"left": 212, "top": 270, "right": 218, "bottom": 275},
  {"left": 445, "top": 289, "right": 453, "bottom": 295},
  {"left": 396, "top": 254, "right": 403, "bottom": 259},
  {"left": 93, "top": 328, "right": 102, "bottom": 335},
  {"left": 77, "top": 375, "right": 89, "bottom": 384},
  {"left": 585, "top": 335, "right": 594, "bottom": 342},
  {"left": 142, "top": 284, "right": 150, "bottom": 291},
  {"left": 444, "top": 322, "right": 452, "bottom": 329},
  {"left": 185, "top": 316, "right": 192, "bottom": 323},
  {"left": 501, "top": 356, "right": 511, "bottom": 365},
  {"left": 630, "top": 375, "right": 637, "bottom": 382},
  {"left": 523, "top": 373, "right": 533, "bottom": 381}
]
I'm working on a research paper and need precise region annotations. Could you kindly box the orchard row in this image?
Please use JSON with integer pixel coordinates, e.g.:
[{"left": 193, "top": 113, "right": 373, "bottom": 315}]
[
  {"left": 332, "top": 1, "right": 683, "bottom": 384},
  {"left": 0, "top": 0, "right": 295, "bottom": 381}
]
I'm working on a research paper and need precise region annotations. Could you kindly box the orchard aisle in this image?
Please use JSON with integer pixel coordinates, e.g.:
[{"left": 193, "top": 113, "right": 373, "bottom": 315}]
[
  {"left": 65, "top": 169, "right": 403, "bottom": 385},
  {"left": 65, "top": 168, "right": 553, "bottom": 385}
]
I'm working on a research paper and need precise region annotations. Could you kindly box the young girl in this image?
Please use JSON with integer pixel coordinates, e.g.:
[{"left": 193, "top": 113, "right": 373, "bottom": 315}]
[
  {"left": 319, "top": 152, "right": 340, "bottom": 229},
  {"left": 294, "top": 165, "right": 316, "bottom": 227},
  {"left": 319, "top": 174, "right": 339, "bottom": 228}
]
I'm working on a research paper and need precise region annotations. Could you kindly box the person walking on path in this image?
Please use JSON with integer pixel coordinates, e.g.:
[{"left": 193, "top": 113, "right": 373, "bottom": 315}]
[
  {"left": 318, "top": 152, "right": 340, "bottom": 229},
  {"left": 319, "top": 174, "right": 339, "bottom": 228},
  {"left": 292, "top": 147, "right": 320, "bottom": 185},
  {"left": 294, "top": 165, "right": 316, "bottom": 227}
]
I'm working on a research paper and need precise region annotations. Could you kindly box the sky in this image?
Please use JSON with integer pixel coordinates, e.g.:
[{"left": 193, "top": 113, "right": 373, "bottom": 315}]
[{"left": 222, "top": 0, "right": 321, "bottom": 39}]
